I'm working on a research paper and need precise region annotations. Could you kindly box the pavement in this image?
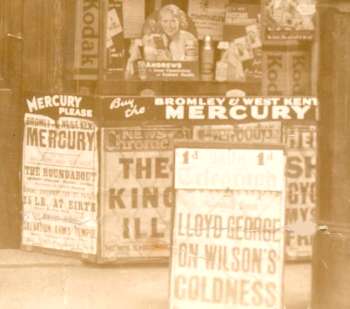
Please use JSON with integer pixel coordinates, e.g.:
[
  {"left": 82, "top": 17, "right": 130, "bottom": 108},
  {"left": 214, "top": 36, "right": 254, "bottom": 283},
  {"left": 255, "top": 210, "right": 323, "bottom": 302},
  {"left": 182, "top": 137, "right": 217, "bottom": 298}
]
[{"left": 0, "top": 249, "right": 311, "bottom": 309}]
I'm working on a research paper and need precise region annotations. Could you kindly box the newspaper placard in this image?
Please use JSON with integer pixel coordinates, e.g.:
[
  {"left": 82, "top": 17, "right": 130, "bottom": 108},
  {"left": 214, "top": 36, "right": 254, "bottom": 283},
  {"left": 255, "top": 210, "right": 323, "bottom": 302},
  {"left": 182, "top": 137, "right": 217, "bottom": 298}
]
[
  {"left": 170, "top": 146, "right": 285, "bottom": 309},
  {"left": 263, "top": 0, "right": 316, "bottom": 40},
  {"left": 285, "top": 124, "right": 316, "bottom": 259},
  {"left": 100, "top": 126, "right": 191, "bottom": 259},
  {"left": 22, "top": 114, "right": 98, "bottom": 255},
  {"left": 193, "top": 122, "right": 282, "bottom": 145}
]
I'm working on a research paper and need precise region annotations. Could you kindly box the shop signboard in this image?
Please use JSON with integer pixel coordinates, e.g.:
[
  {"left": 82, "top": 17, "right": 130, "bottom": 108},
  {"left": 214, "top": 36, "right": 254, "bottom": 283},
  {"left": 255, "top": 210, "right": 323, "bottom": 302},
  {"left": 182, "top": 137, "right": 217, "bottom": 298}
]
[
  {"left": 104, "top": 96, "right": 319, "bottom": 123},
  {"left": 170, "top": 143, "right": 286, "bottom": 309},
  {"left": 22, "top": 94, "right": 98, "bottom": 256}
]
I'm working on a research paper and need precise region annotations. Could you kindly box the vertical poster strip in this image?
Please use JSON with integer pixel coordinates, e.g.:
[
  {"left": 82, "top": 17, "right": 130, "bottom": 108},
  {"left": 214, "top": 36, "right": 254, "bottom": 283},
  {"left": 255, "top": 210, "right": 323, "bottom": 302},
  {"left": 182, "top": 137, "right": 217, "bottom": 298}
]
[
  {"left": 100, "top": 126, "right": 191, "bottom": 261},
  {"left": 74, "top": 0, "right": 99, "bottom": 80},
  {"left": 22, "top": 114, "right": 99, "bottom": 255},
  {"left": 105, "top": 0, "right": 125, "bottom": 79},
  {"left": 285, "top": 124, "right": 317, "bottom": 260},
  {"left": 170, "top": 146, "right": 286, "bottom": 309},
  {"left": 262, "top": 49, "right": 289, "bottom": 96}
]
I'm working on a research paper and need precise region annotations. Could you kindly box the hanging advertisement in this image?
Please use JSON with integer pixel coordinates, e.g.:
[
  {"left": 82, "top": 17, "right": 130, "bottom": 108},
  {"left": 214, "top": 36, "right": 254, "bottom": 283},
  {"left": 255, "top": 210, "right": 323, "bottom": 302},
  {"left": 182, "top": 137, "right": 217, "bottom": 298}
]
[
  {"left": 285, "top": 124, "right": 317, "bottom": 259},
  {"left": 100, "top": 126, "right": 191, "bottom": 260},
  {"left": 170, "top": 145, "right": 285, "bottom": 309},
  {"left": 22, "top": 113, "right": 98, "bottom": 255},
  {"left": 262, "top": 0, "right": 316, "bottom": 40}
]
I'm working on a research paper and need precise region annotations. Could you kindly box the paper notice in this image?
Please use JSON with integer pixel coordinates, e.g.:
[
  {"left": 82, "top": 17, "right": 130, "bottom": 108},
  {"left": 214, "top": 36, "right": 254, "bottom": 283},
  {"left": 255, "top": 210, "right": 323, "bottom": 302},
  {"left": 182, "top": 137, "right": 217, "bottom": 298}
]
[{"left": 123, "top": 0, "right": 145, "bottom": 38}]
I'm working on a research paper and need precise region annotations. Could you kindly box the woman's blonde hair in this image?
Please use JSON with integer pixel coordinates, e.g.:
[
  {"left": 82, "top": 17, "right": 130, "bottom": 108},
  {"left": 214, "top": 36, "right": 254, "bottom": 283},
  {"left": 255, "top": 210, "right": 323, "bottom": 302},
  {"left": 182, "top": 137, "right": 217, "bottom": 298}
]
[{"left": 143, "top": 4, "right": 190, "bottom": 35}]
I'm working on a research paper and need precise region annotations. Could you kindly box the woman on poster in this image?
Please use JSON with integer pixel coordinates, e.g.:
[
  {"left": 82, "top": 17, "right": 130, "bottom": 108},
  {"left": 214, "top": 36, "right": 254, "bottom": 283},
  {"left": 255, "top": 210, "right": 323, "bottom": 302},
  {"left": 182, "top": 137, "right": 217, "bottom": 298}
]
[{"left": 142, "top": 5, "right": 199, "bottom": 62}]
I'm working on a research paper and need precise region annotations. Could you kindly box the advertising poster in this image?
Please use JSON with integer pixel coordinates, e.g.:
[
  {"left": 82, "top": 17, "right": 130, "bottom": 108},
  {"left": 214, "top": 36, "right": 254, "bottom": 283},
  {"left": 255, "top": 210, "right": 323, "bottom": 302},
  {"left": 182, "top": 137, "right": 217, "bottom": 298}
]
[
  {"left": 22, "top": 113, "right": 98, "bottom": 255},
  {"left": 74, "top": 0, "right": 99, "bottom": 80},
  {"left": 263, "top": 0, "right": 316, "bottom": 40},
  {"left": 285, "top": 124, "right": 316, "bottom": 259},
  {"left": 170, "top": 146, "right": 285, "bottom": 309},
  {"left": 104, "top": 96, "right": 319, "bottom": 123},
  {"left": 136, "top": 4, "right": 199, "bottom": 81},
  {"left": 223, "top": 3, "right": 262, "bottom": 81},
  {"left": 105, "top": 0, "right": 125, "bottom": 79},
  {"left": 100, "top": 126, "right": 191, "bottom": 260},
  {"left": 262, "top": 48, "right": 311, "bottom": 96}
]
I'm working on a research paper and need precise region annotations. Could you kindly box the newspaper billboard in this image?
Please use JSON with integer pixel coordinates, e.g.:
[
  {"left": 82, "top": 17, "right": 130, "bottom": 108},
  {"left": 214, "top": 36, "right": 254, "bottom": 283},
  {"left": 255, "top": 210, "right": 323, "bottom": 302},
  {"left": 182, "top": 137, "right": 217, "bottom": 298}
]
[
  {"left": 100, "top": 126, "right": 190, "bottom": 260},
  {"left": 22, "top": 113, "right": 98, "bottom": 255},
  {"left": 170, "top": 144, "right": 285, "bottom": 309},
  {"left": 285, "top": 124, "right": 316, "bottom": 259}
]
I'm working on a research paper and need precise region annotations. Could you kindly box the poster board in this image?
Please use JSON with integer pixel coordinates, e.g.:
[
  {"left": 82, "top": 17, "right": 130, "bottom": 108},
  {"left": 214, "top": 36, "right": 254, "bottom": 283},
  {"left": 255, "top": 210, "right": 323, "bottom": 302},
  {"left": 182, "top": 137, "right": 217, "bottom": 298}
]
[
  {"left": 170, "top": 143, "right": 286, "bottom": 309},
  {"left": 22, "top": 114, "right": 98, "bottom": 255},
  {"left": 21, "top": 94, "right": 98, "bottom": 256}
]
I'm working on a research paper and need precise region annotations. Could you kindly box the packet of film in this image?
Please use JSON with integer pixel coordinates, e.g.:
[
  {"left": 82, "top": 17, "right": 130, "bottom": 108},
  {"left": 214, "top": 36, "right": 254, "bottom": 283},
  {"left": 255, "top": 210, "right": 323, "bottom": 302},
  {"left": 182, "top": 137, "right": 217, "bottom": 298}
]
[
  {"left": 246, "top": 24, "right": 262, "bottom": 49},
  {"left": 233, "top": 36, "right": 254, "bottom": 62}
]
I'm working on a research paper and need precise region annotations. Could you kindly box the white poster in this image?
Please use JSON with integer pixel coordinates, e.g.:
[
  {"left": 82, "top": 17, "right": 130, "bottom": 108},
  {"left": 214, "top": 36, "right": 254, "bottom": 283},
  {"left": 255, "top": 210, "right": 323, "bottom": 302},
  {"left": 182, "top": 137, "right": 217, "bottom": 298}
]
[
  {"left": 123, "top": 0, "right": 145, "bottom": 38},
  {"left": 22, "top": 114, "right": 98, "bottom": 255},
  {"left": 170, "top": 146, "right": 285, "bottom": 309}
]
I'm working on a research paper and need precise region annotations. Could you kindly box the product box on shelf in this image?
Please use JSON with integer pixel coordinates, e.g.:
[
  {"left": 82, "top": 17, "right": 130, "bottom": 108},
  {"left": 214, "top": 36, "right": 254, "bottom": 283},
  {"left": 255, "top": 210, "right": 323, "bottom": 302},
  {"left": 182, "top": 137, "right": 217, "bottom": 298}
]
[{"left": 262, "top": 0, "right": 316, "bottom": 41}]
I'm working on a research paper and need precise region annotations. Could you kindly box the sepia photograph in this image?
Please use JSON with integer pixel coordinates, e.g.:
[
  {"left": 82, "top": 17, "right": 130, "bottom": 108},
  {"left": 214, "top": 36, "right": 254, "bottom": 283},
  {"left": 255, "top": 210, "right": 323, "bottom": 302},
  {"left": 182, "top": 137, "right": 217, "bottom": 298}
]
[{"left": 0, "top": 0, "right": 348, "bottom": 308}]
